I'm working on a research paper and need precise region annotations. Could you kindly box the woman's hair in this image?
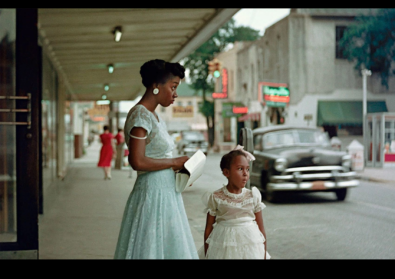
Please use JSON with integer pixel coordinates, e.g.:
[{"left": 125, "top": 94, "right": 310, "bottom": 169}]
[
  {"left": 103, "top": 125, "right": 109, "bottom": 131},
  {"left": 140, "top": 59, "right": 185, "bottom": 88},
  {"left": 220, "top": 150, "right": 248, "bottom": 171}
]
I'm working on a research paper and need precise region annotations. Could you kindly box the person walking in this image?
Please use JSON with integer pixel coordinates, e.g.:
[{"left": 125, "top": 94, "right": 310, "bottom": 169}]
[
  {"left": 114, "top": 59, "right": 198, "bottom": 259},
  {"left": 198, "top": 145, "right": 271, "bottom": 259},
  {"left": 114, "top": 128, "right": 125, "bottom": 170},
  {"left": 97, "top": 125, "right": 114, "bottom": 180}
]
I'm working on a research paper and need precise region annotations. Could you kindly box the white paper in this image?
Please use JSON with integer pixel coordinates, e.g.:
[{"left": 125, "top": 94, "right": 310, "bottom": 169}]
[{"left": 175, "top": 150, "right": 206, "bottom": 192}]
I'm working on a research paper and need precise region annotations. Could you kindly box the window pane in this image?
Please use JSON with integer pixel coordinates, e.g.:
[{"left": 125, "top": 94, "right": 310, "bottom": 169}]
[{"left": 0, "top": 8, "right": 17, "bottom": 243}]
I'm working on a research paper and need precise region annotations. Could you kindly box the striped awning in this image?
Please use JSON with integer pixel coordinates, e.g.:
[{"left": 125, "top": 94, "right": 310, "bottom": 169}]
[{"left": 238, "top": 112, "right": 261, "bottom": 122}]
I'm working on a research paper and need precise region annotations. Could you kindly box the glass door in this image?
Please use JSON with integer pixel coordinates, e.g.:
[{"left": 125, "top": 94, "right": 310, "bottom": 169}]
[{"left": 0, "top": 8, "right": 39, "bottom": 259}]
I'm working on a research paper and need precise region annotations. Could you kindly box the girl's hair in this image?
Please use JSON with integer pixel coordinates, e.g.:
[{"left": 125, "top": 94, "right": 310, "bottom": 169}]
[
  {"left": 220, "top": 150, "right": 248, "bottom": 171},
  {"left": 103, "top": 125, "right": 109, "bottom": 131},
  {"left": 140, "top": 59, "right": 185, "bottom": 88}
]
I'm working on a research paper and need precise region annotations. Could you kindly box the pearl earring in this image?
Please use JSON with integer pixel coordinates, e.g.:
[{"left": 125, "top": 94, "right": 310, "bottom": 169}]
[{"left": 153, "top": 88, "right": 159, "bottom": 95}]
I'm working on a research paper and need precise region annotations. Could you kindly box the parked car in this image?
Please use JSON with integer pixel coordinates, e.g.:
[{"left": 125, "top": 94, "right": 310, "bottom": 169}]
[
  {"left": 249, "top": 125, "right": 359, "bottom": 202},
  {"left": 177, "top": 131, "right": 208, "bottom": 156}
]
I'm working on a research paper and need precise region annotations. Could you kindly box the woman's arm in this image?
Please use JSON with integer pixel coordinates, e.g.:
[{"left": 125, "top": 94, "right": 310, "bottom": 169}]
[
  {"left": 255, "top": 211, "right": 267, "bottom": 259},
  {"left": 204, "top": 213, "right": 216, "bottom": 256},
  {"left": 128, "top": 126, "right": 188, "bottom": 171}
]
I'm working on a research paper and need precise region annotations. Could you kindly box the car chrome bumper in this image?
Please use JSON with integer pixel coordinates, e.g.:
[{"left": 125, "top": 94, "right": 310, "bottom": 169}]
[
  {"left": 268, "top": 179, "right": 359, "bottom": 191},
  {"left": 271, "top": 170, "right": 357, "bottom": 181}
]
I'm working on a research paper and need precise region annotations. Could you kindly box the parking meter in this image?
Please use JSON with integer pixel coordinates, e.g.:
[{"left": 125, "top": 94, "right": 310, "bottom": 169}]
[{"left": 239, "top": 128, "right": 254, "bottom": 189}]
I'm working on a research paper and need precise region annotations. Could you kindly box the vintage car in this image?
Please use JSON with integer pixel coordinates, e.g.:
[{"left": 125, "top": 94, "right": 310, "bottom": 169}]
[
  {"left": 177, "top": 131, "right": 208, "bottom": 156},
  {"left": 249, "top": 125, "right": 359, "bottom": 202}
]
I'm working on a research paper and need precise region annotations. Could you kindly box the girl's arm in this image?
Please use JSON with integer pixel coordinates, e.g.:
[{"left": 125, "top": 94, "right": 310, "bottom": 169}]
[
  {"left": 204, "top": 213, "right": 216, "bottom": 256},
  {"left": 255, "top": 211, "right": 267, "bottom": 259},
  {"left": 128, "top": 127, "right": 188, "bottom": 171}
]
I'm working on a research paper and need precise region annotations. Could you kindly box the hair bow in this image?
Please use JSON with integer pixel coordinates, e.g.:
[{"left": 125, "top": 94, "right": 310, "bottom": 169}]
[{"left": 233, "top": 144, "right": 256, "bottom": 161}]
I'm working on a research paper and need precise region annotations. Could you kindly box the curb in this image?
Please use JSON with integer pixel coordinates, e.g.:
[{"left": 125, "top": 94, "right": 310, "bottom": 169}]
[{"left": 356, "top": 175, "right": 394, "bottom": 184}]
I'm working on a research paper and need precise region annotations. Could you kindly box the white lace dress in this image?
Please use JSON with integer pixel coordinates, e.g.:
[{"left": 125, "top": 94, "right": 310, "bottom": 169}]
[{"left": 198, "top": 186, "right": 271, "bottom": 259}]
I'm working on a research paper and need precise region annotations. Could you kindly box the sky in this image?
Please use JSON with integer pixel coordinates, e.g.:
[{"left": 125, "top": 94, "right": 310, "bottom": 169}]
[{"left": 232, "top": 8, "right": 291, "bottom": 35}]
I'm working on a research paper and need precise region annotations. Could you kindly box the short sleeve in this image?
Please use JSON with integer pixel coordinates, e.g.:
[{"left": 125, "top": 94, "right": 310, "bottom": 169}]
[
  {"left": 252, "top": 187, "right": 266, "bottom": 213},
  {"left": 201, "top": 191, "right": 217, "bottom": 216},
  {"left": 124, "top": 106, "right": 152, "bottom": 147}
]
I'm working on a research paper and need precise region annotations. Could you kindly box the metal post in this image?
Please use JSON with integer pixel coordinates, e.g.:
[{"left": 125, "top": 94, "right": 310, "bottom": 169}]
[{"left": 361, "top": 69, "right": 371, "bottom": 168}]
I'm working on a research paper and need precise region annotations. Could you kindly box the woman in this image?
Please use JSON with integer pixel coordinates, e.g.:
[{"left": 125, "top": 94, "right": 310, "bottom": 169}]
[
  {"left": 97, "top": 125, "right": 114, "bottom": 180},
  {"left": 114, "top": 59, "right": 198, "bottom": 259}
]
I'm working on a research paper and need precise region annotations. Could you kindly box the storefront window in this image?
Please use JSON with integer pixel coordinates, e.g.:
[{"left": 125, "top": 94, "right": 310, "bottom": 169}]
[
  {"left": 384, "top": 116, "right": 395, "bottom": 163},
  {"left": 0, "top": 8, "right": 17, "bottom": 242}
]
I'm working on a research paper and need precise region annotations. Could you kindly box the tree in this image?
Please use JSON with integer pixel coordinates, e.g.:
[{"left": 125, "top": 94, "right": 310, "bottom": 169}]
[
  {"left": 182, "top": 18, "right": 261, "bottom": 148},
  {"left": 339, "top": 8, "right": 395, "bottom": 89}
]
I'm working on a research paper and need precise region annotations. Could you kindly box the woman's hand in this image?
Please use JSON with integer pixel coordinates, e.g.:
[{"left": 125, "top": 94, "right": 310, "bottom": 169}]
[{"left": 172, "top": 156, "right": 189, "bottom": 171}]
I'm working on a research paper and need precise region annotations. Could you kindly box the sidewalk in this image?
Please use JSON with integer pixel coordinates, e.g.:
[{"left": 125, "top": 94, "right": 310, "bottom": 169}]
[
  {"left": 38, "top": 140, "right": 137, "bottom": 259},
  {"left": 337, "top": 136, "right": 395, "bottom": 185},
  {"left": 38, "top": 139, "right": 203, "bottom": 259},
  {"left": 356, "top": 167, "right": 395, "bottom": 184}
]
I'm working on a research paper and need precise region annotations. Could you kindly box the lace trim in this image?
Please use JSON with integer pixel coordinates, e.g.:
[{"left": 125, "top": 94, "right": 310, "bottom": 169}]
[
  {"left": 213, "top": 187, "right": 254, "bottom": 208},
  {"left": 223, "top": 186, "right": 246, "bottom": 198}
]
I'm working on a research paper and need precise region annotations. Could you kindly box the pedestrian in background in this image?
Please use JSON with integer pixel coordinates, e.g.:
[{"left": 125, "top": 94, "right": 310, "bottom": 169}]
[
  {"left": 198, "top": 145, "right": 271, "bottom": 259},
  {"left": 114, "top": 59, "right": 198, "bottom": 259},
  {"left": 97, "top": 125, "right": 114, "bottom": 180},
  {"left": 114, "top": 127, "right": 125, "bottom": 170}
]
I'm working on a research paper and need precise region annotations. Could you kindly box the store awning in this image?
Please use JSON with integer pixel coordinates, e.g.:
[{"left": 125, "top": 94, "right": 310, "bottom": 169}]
[
  {"left": 317, "top": 100, "right": 388, "bottom": 126},
  {"left": 238, "top": 112, "right": 261, "bottom": 122}
]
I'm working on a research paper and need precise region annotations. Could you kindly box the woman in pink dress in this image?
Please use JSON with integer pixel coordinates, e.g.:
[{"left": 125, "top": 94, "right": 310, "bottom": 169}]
[{"left": 97, "top": 125, "right": 115, "bottom": 179}]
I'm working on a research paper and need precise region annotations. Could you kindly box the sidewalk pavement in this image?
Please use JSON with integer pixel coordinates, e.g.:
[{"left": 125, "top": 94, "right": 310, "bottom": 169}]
[
  {"left": 38, "top": 139, "right": 204, "bottom": 259},
  {"left": 355, "top": 167, "right": 395, "bottom": 185}
]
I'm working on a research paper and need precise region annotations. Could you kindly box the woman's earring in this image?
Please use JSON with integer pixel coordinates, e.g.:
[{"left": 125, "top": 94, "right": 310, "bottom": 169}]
[{"left": 153, "top": 88, "right": 159, "bottom": 95}]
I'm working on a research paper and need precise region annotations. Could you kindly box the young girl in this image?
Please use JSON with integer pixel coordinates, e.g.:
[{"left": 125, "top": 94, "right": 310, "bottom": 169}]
[{"left": 198, "top": 145, "right": 271, "bottom": 259}]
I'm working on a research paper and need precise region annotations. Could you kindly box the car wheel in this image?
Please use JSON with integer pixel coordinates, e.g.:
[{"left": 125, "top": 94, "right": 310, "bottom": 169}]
[
  {"left": 335, "top": 188, "right": 348, "bottom": 201},
  {"left": 261, "top": 171, "right": 277, "bottom": 203}
]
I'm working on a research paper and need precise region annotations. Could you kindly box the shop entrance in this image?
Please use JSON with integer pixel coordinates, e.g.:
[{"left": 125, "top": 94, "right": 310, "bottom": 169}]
[
  {"left": 366, "top": 112, "right": 395, "bottom": 168},
  {"left": 0, "top": 9, "right": 40, "bottom": 259}
]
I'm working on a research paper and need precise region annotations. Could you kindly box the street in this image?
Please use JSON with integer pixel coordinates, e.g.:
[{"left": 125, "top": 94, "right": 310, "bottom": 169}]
[{"left": 182, "top": 152, "right": 395, "bottom": 259}]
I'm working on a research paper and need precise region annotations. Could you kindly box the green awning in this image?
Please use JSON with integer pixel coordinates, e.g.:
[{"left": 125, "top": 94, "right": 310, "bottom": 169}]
[{"left": 317, "top": 100, "right": 387, "bottom": 126}]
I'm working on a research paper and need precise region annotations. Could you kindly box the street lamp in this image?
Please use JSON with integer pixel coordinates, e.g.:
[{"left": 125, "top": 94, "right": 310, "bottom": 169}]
[{"left": 362, "top": 68, "right": 371, "bottom": 167}]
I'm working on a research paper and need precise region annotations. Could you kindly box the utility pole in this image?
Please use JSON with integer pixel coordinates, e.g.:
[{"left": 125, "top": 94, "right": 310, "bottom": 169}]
[{"left": 361, "top": 69, "right": 371, "bottom": 167}]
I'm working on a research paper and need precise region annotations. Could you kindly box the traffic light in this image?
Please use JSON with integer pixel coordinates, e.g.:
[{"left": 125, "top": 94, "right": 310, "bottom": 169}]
[{"left": 208, "top": 58, "right": 222, "bottom": 78}]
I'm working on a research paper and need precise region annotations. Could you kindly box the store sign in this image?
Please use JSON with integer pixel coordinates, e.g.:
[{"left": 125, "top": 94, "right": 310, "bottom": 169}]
[
  {"left": 232, "top": 106, "right": 248, "bottom": 114},
  {"left": 212, "top": 68, "right": 228, "bottom": 99},
  {"left": 222, "top": 102, "right": 246, "bottom": 118},
  {"left": 212, "top": 92, "right": 227, "bottom": 99},
  {"left": 258, "top": 82, "right": 290, "bottom": 107},
  {"left": 172, "top": 105, "right": 194, "bottom": 117}
]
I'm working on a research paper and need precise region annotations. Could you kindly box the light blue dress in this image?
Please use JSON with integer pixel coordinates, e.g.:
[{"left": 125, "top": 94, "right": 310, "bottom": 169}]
[{"left": 114, "top": 104, "right": 198, "bottom": 259}]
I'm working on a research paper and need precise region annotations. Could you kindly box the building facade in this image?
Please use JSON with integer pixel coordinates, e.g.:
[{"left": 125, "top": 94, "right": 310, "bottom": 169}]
[
  {"left": 235, "top": 8, "right": 395, "bottom": 137},
  {"left": 212, "top": 42, "right": 248, "bottom": 152}
]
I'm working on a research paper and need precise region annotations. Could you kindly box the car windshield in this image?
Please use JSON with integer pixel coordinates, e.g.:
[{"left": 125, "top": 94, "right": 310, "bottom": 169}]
[
  {"left": 183, "top": 132, "right": 205, "bottom": 141},
  {"left": 262, "top": 129, "right": 330, "bottom": 149}
]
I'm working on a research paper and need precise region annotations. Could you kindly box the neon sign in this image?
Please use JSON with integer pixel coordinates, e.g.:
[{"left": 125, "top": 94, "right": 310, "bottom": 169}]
[
  {"left": 258, "top": 82, "right": 290, "bottom": 107},
  {"left": 232, "top": 106, "right": 248, "bottom": 114},
  {"left": 212, "top": 68, "right": 228, "bottom": 99}
]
